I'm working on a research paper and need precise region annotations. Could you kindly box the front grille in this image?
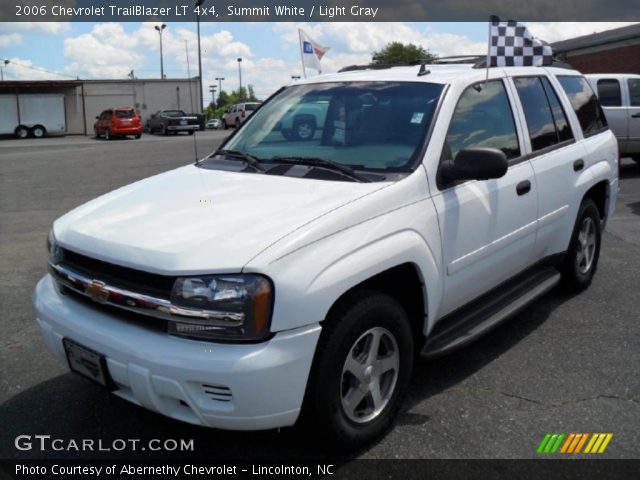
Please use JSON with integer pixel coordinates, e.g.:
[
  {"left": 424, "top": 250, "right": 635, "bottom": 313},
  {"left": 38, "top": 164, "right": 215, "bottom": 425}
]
[
  {"left": 62, "top": 285, "right": 168, "bottom": 333},
  {"left": 60, "top": 248, "right": 175, "bottom": 300}
]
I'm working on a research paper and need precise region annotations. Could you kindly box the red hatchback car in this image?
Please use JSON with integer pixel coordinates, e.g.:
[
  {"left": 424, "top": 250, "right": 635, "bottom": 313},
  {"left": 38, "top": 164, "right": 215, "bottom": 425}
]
[{"left": 94, "top": 107, "right": 143, "bottom": 140}]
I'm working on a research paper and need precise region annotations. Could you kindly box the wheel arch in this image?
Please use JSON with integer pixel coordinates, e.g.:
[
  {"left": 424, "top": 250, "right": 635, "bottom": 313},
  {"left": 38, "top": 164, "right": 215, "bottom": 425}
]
[{"left": 582, "top": 179, "right": 609, "bottom": 224}]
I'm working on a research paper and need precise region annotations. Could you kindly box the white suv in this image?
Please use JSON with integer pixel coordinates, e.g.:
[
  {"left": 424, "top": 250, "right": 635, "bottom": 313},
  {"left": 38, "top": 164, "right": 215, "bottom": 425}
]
[{"left": 35, "top": 62, "right": 618, "bottom": 449}]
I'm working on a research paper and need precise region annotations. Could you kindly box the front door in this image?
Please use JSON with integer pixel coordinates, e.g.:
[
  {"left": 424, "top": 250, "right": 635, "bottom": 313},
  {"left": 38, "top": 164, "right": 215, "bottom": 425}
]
[{"left": 431, "top": 79, "right": 538, "bottom": 316}]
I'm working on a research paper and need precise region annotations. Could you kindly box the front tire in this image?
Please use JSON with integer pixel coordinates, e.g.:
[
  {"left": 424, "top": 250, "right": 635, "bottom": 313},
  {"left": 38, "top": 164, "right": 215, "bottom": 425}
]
[
  {"left": 104, "top": 128, "right": 111, "bottom": 140},
  {"left": 161, "top": 124, "right": 168, "bottom": 136},
  {"left": 15, "top": 125, "right": 29, "bottom": 139},
  {"left": 560, "top": 198, "right": 601, "bottom": 292},
  {"left": 302, "top": 290, "right": 413, "bottom": 450}
]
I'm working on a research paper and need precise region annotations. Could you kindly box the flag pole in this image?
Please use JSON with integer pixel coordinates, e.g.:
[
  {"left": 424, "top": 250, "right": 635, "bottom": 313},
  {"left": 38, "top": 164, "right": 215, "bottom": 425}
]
[
  {"left": 485, "top": 16, "right": 492, "bottom": 88},
  {"left": 298, "top": 28, "right": 307, "bottom": 79}
]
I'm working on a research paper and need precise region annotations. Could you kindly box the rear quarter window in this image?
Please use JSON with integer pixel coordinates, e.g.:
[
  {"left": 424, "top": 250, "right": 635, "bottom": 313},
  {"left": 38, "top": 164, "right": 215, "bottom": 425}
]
[
  {"left": 629, "top": 78, "right": 640, "bottom": 107},
  {"left": 557, "top": 76, "right": 607, "bottom": 137}
]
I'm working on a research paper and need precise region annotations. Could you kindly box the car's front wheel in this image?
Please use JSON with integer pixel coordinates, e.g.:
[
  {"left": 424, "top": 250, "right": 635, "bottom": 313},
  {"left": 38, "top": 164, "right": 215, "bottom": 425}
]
[
  {"left": 560, "top": 198, "right": 601, "bottom": 292},
  {"left": 104, "top": 128, "right": 111, "bottom": 140},
  {"left": 302, "top": 290, "right": 413, "bottom": 450}
]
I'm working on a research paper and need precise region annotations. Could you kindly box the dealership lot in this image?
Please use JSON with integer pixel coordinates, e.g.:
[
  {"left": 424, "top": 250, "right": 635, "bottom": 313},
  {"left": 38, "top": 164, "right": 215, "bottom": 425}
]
[{"left": 0, "top": 132, "right": 638, "bottom": 459}]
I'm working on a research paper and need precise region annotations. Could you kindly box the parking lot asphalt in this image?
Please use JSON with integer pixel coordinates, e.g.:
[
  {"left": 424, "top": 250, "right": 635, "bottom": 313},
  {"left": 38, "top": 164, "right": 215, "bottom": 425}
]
[{"left": 0, "top": 132, "right": 638, "bottom": 460}]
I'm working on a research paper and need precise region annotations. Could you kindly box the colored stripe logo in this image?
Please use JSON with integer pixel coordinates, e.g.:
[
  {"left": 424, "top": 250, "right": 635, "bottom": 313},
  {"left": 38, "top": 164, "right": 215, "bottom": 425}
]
[{"left": 537, "top": 433, "right": 613, "bottom": 454}]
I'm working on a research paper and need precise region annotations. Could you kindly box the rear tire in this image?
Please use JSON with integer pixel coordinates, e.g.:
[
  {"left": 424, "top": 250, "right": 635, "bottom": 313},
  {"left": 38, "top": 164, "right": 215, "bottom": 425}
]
[
  {"left": 104, "top": 129, "right": 111, "bottom": 141},
  {"left": 560, "top": 198, "right": 601, "bottom": 293},
  {"left": 301, "top": 290, "right": 413, "bottom": 451},
  {"left": 222, "top": 120, "right": 228, "bottom": 130},
  {"left": 31, "top": 125, "right": 46, "bottom": 138},
  {"left": 135, "top": 134, "right": 141, "bottom": 139},
  {"left": 188, "top": 130, "right": 194, "bottom": 135},
  {"left": 293, "top": 119, "right": 316, "bottom": 141}
]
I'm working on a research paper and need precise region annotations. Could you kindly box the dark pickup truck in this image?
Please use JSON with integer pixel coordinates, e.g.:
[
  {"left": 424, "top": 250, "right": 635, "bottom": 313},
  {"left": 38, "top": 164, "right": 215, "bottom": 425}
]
[{"left": 146, "top": 110, "right": 201, "bottom": 135}]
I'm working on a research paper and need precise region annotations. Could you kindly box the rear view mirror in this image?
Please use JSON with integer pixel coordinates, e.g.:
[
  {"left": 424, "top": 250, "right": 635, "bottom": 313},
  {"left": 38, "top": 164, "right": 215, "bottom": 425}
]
[{"left": 440, "top": 148, "right": 508, "bottom": 185}]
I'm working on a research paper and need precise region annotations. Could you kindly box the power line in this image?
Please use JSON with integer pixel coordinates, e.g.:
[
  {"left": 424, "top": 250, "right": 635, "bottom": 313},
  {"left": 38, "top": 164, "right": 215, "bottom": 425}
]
[{"left": 0, "top": 58, "right": 79, "bottom": 79}]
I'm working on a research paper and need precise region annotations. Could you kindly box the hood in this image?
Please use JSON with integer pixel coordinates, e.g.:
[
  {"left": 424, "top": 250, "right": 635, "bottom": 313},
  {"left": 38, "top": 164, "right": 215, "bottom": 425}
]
[{"left": 54, "top": 165, "right": 387, "bottom": 275}]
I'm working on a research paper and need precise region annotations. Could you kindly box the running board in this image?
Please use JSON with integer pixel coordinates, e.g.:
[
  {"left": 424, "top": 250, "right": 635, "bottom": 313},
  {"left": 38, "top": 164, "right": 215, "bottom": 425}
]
[{"left": 421, "top": 267, "right": 561, "bottom": 359}]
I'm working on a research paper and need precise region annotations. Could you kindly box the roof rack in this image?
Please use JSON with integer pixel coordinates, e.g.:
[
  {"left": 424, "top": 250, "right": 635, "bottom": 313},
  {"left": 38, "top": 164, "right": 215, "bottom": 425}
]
[{"left": 472, "top": 57, "right": 573, "bottom": 69}]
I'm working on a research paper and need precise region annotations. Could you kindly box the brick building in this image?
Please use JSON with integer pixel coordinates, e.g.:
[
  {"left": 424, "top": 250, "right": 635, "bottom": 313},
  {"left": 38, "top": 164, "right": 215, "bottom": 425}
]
[{"left": 552, "top": 24, "right": 640, "bottom": 74}]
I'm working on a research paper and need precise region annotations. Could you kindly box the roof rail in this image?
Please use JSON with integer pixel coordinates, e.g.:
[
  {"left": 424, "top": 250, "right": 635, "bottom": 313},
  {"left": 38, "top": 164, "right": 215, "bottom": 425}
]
[
  {"left": 472, "top": 57, "right": 574, "bottom": 69},
  {"left": 338, "top": 63, "right": 416, "bottom": 72}
]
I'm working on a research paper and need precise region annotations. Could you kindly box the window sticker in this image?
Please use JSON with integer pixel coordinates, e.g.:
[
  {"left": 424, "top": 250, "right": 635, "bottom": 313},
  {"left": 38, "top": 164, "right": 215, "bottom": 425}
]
[{"left": 411, "top": 112, "right": 425, "bottom": 124}]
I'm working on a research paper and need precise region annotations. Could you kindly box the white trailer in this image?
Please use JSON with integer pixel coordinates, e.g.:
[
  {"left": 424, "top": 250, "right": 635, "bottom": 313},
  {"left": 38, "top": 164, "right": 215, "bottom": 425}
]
[{"left": 0, "top": 93, "right": 66, "bottom": 138}]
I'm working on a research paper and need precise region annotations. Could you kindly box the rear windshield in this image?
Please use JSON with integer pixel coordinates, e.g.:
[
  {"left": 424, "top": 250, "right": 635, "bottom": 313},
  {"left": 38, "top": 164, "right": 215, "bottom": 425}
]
[
  {"left": 115, "top": 110, "right": 135, "bottom": 118},
  {"left": 163, "top": 110, "right": 187, "bottom": 117},
  {"left": 245, "top": 103, "right": 260, "bottom": 111},
  {"left": 223, "top": 81, "right": 444, "bottom": 172}
]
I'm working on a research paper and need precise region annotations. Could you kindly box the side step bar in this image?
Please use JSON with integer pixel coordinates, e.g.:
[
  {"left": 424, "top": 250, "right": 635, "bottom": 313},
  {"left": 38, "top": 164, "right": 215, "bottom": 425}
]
[{"left": 421, "top": 267, "right": 561, "bottom": 359}]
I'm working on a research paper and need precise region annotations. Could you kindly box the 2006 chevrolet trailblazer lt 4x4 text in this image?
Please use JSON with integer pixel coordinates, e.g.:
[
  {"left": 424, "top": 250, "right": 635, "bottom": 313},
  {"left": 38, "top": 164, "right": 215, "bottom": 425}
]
[{"left": 35, "top": 60, "right": 619, "bottom": 448}]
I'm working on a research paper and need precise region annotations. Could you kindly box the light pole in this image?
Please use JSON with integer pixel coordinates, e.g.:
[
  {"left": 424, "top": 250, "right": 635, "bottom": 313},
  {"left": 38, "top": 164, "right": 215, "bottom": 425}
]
[
  {"left": 237, "top": 58, "right": 242, "bottom": 95},
  {"left": 195, "top": 0, "right": 205, "bottom": 113},
  {"left": 0, "top": 60, "right": 9, "bottom": 81},
  {"left": 215, "top": 77, "right": 225, "bottom": 97},
  {"left": 154, "top": 24, "right": 167, "bottom": 79},
  {"left": 208, "top": 85, "right": 217, "bottom": 106}
]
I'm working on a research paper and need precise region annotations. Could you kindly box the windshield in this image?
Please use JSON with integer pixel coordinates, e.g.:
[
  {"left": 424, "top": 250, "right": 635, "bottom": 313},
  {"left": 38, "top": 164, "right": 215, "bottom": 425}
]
[
  {"left": 223, "top": 81, "right": 444, "bottom": 172},
  {"left": 163, "top": 110, "right": 187, "bottom": 117}
]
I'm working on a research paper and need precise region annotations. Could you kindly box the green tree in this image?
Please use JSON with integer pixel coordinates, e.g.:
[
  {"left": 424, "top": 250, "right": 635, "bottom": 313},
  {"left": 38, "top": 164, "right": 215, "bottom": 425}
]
[{"left": 371, "top": 42, "right": 437, "bottom": 65}]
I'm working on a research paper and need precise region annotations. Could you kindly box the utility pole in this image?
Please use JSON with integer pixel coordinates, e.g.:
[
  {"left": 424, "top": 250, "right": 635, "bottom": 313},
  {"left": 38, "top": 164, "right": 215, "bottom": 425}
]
[
  {"left": 237, "top": 58, "right": 243, "bottom": 94},
  {"left": 154, "top": 24, "right": 167, "bottom": 79},
  {"left": 195, "top": 0, "right": 205, "bottom": 113},
  {"left": 209, "top": 85, "right": 217, "bottom": 105}
]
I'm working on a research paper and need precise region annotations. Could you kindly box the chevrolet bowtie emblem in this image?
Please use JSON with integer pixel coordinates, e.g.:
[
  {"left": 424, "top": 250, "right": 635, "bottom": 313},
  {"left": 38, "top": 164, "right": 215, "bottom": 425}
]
[{"left": 85, "top": 280, "right": 109, "bottom": 303}]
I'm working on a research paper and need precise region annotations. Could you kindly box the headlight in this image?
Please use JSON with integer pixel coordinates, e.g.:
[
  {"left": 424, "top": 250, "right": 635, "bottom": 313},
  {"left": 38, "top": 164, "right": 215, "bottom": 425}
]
[
  {"left": 167, "top": 274, "right": 273, "bottom": 342},
  {"left": 47, "top": 229, "right": 63, "bottom": 264}
]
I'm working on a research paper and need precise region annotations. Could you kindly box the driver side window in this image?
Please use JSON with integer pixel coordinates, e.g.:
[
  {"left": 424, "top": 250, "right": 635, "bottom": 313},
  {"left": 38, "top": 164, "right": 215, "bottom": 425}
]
[{"left": 443, "top": 80, "right": 520, "bottom": 162}]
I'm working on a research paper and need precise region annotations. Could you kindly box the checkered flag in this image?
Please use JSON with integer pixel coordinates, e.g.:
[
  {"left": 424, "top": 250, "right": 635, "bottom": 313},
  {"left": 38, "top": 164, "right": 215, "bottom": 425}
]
[{"left": 488, "top": 16, "right": 553, "bottom": 67}]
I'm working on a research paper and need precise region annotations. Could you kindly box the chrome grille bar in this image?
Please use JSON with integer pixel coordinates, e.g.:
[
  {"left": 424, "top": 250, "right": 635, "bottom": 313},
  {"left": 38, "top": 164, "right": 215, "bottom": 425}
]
[{"left": 48, "top": 262, "right": 245, "bottom": 327}]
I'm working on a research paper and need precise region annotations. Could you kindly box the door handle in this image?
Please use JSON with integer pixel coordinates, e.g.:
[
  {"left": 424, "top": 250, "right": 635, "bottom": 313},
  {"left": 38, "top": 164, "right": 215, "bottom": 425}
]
[
  {"left": 632, "top": 113, "right": 640, "bottom": 118},
  {"left": 573, "top": 159, "right": 585, "bottom": 171},
  {"left": 516, "top": 180, "right": 531, "bottom": 196}
]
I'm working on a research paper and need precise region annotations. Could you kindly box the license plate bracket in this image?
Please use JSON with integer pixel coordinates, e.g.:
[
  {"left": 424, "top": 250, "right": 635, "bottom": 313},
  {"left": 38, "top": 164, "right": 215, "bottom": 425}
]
[{"left": 63, "top": 338, "right": 116, "bottom": 391}]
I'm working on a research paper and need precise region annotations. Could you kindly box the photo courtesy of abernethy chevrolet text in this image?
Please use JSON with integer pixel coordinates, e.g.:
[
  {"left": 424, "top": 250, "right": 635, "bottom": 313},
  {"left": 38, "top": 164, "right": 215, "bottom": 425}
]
[{"left": 1, "top": 1, "right": 639, "bottom": 479}]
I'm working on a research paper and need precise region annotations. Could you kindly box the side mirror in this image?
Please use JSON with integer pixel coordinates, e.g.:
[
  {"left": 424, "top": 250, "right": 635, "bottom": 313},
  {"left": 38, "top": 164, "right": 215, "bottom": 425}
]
[
  {"left": 439, "top": 148, "right": 508, "bottom": 185},
  {"left": 95, "top": 116, "right": 100, "bottom": 120}
]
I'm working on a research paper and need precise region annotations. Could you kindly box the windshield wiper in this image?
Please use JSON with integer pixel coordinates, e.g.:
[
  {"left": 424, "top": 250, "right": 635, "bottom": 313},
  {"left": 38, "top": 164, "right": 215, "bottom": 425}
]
[
  {"left": 211, "top": 149, "right": 266, "bottom": 173},
  {"left": 271, "top": 156, "right": 370, "bottom": 183}
]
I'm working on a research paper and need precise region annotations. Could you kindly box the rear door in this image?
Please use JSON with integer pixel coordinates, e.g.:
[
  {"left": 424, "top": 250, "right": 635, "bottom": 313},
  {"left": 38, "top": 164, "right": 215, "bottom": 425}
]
[
  {"left": 432, "top": 79, "right": 538, "bottom": 315},
  {"left": 594, "top": 77, "right": 629, "bottom": 152},
  {"left": 627, "top": 76, "right": 640, "bottom": 155},
  {"left": 509, "top": 75, "right": 579, "bottom": 259}
]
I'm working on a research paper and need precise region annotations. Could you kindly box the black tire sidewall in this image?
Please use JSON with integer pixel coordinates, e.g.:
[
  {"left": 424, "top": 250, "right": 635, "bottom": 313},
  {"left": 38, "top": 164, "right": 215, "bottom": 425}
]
[
  {"left": 304, "top": 291, "right": 414, "bottom": 448},
  {"left": 562, "top": 199, "right": 601, "bottom": 291}
]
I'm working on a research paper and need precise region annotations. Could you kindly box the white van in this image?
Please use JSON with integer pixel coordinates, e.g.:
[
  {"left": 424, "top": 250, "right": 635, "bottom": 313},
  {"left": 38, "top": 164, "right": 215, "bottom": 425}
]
[{"left": 586, "top": 74, "right": 640, "bottom": 162}]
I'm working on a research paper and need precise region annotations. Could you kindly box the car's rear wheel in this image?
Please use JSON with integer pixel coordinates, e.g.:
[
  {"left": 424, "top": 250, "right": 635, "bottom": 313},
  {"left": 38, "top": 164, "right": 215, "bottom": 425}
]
[
  {"left": 94, "top": 127, "right": 100, "bottom": 138},
  {"left": 560, "top": 198, "right": 601, "bottom": 292},
  {"left": 31, "top": 125, "right": 46, "bottom": 138},
  {"left": 301, "top": 290, "right": 413, "bottom": 450},
  {"left": 222, "top": 120, "right": 228, "bottom": 130},
  {"left": 135, "top": 134, "right": 141, "bottom": 139},
  {"left": 188, "top": 130, "right": 194, "bottom": 135},
  {"left": 104, "top": 128, "right": 111, "bottom": 140}
]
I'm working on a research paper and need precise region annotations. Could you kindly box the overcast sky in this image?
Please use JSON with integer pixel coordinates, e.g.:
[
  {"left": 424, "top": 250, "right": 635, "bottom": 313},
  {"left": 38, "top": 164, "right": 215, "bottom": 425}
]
[{"left": 0, "top": 22, "right": 636, "bottom": 99}]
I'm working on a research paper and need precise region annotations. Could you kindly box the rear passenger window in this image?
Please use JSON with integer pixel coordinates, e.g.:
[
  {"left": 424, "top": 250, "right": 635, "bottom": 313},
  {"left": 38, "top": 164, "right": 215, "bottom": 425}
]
[
  {"left": 443, "top": 80, "right": 520, "bottom": 161},
  {"left": 557, "top": 76, "right": 607, "bottom": 136},
  {"left": 514, "top": 77, "right": 558, "bottom": 151},
  {"left": 541, "top": 77, "right": 573, "bottom": 143},
  {"left": 597, "top": 79, "right": 622, "bottom": 107},
  {"left": 629, "top": 78, "right": 640, "bottom": 107}
]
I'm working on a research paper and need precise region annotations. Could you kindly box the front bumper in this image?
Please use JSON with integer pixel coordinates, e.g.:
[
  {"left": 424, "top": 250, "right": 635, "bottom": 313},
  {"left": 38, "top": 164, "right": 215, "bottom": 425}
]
[{"left": 34, "top": 275, "right": 321, "bottom": 430}]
